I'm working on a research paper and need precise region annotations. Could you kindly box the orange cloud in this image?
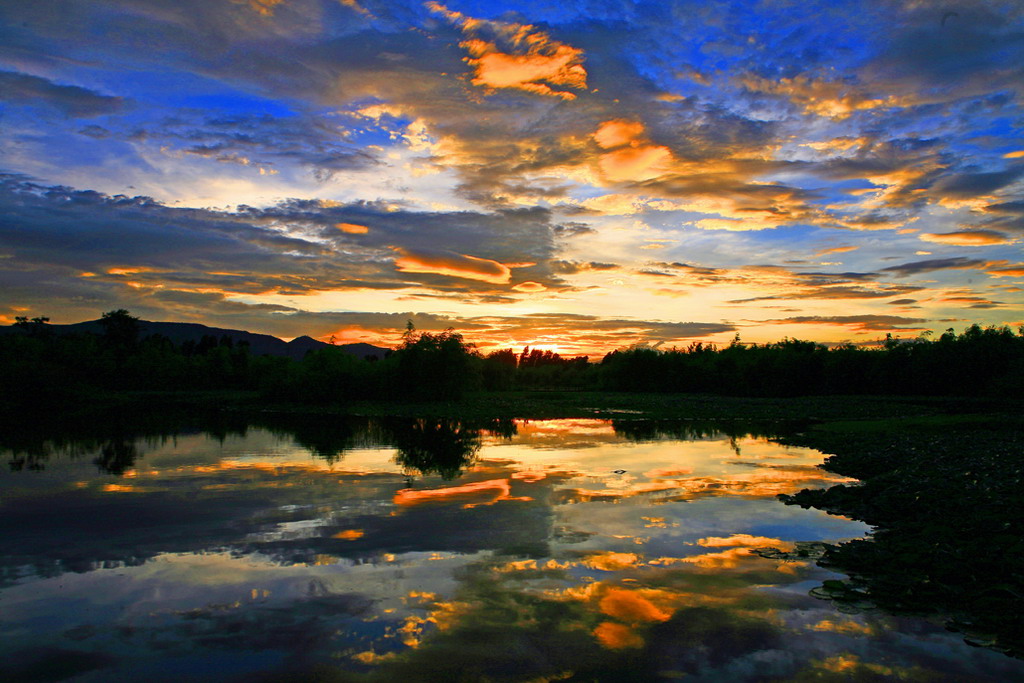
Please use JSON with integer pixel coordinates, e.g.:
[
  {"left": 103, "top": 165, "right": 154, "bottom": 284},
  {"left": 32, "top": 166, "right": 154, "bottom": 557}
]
[
  {"left": 102, "top": 483, "right": 141, "bottom": 492},
  {"left": 245, "top": 0, "right": 284, "bottom": 16},
  {"left": 816, "top": 245, "right": 859, "bottom": 256},
  {"left": 332, "top": 529, "right": 365, "bottom": 540},
  {"left": 599, "top": 588, "right": 674, "bottom": 623},
  {"left": 337, "top": 0, "right": 371, "bottom": 17},
  {"left": 464, "top": 44, "right": 587, "bottom": 99},
  {"left": 593, "top": 621, "right": 644, "bottom": 649},
  {"left": 555, "top": 463, "right": 850, "bottom": 504},
  {"left": 581, "top": 552, "right": 642, "bottom": 571},
  {"left": 919, "top": 230, "right": 1014, "bottom": 246},
  {"left": 802, "top": 137, "right": 869, "bottom": 154},
  {"left": 644, "top": 467, "right": 693, "bottom": 478},
  {"left": 393, "top": 248, "right": 512, "bottom": 284},
  {"left": 512, "top": 281, "right": 546, "bottom": 292},
  {"left": 594, "top": 120, "right": 646, "bottom": 149},
  {"left": 590, "top": 119, "right": 674, "bottom": 183},
  {"left": 742, "top": 75, "right": 916, "bottom": 119},
  {"left": 106, "top": 266, "right": 166, "bottom": 275},
  {"left": 680, "top": 547, "right": 755, "bottom": 569},
  {"left": 335, "top": 222, "right": 370, "bottom": 234},
  {"left": 986, "top": 264, "right": 1024, "bottom": 278},
  {"left": 816, "top": 654, "right": 896, "bottom": 676},
  {"left": 393, "top": 478, "right": 530, "bottom": 508},
  {"left": 811, "top": 619, "right": 875, "bottom": 636},
  {"left": 493, "top": 558, "right": 569, "bottom": 573},
  {"left": 429, "top": 2, "right": 587, "bottom": 100},
  {"left": 697, "top": 534, "right": 791, "bottom": 549},
  {"left": 579, "top": 193, "right": 646, "bottom": 214},
  {"left": 599, "top": 144, "right": 673, "bottom": 183}
]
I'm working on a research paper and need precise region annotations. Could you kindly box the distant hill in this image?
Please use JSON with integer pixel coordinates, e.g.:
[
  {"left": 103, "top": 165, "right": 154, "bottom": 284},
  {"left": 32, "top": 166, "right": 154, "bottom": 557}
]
[{"left": 1, "top": 318, "right": 390, "bottom": 361}]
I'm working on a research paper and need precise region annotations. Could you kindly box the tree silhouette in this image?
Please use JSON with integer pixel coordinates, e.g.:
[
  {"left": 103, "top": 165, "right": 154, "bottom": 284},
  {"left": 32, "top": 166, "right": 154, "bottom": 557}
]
[
  {"left": 393, "top": 323, "right": 480, "bottom": 400},
  {"left": 99, "top": 309, "right": 140, "bottom": 347}
]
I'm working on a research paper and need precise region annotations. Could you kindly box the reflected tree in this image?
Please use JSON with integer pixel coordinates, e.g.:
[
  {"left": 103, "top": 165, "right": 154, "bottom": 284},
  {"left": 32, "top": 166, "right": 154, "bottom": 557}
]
[
  {"left": 94, "top": 438, "right": 139, "bottom": 475},
  {"left": 265, "top": 415, "right": 357, "bottom": 464},
  {"left": 483, "top": 418, "right": 518, "bottom": 440},
  {"left": 611, "top": 419, "right": 791, "bottom": 442},
  {"left": 390, "top": 418, "right": 482, "bottom": 479}
]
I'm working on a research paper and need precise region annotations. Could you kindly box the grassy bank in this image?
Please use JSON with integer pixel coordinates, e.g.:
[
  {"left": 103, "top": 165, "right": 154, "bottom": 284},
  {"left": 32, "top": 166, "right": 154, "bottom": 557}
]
[{"left": 778, "top": 414, "right": 1024, "bottom": 658}]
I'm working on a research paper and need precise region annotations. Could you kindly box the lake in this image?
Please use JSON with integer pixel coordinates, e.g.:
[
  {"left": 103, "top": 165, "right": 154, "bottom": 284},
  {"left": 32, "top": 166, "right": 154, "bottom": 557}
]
[{"left": 2, "top": 416, "right": 1021, "bottom": 681}]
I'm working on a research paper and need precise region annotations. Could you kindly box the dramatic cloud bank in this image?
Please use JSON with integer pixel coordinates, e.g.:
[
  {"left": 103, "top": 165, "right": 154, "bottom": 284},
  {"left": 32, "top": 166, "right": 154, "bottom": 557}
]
[{"left": 1, "top": 0, "right": 1021, "bottom": 352}]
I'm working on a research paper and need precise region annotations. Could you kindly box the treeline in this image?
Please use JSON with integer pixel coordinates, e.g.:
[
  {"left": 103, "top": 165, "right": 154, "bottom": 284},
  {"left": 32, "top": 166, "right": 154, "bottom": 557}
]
[
  {"left": 4, "top": 311, "right": 270, "bottom": 406},
  {"left": 3, "top": 310, "right": 1023, "bottom": 410},
  {"left": 598, "top": 328, "right": 1024, "bottom": 397},
  {"left": 1, "top": 311, "right": 478, "bottom": 407}
]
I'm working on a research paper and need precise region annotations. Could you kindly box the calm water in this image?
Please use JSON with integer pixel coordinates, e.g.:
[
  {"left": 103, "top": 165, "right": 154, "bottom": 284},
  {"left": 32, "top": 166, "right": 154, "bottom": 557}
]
[{"left": 2, "top": 417, "right": 1021, "bottom": 682}]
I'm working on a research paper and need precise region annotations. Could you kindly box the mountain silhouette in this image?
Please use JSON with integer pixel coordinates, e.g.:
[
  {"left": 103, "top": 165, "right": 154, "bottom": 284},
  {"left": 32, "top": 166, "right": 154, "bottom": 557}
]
[{"left": 1, "top": 318, "right": 389, "bottom": 361}]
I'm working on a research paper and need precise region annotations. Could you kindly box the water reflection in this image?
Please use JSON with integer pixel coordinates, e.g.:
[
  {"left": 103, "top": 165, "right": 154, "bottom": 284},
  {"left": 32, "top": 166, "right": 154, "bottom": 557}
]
[
  {"left": 1, "top": 415, "right": 1021, "bottom": 682},
  {"left": 1, "top": 412, "right": 790, "bottom": 474}
]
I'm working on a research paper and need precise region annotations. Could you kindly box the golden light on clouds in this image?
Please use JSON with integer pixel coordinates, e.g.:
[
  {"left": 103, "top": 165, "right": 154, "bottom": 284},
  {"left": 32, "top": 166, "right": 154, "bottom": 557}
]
[
  {"left": 428, "top": 2, "right": 587, "bottom": 99},
  {"left": 335, "top": 222, "right": 370, "bottom": 234},
  {"left": 987, "top": 265, "right": 1024, "bottom": 278},
  {"left": 678, "top": 547, "right": 770, "bottom": 569},
  {"left": 106, "top": 266, "right": 164, "bottom": 276},
  {"left": 696, "top": 534, "right": 791, "bottom": 548},
  {"left": 462, "top": 41, "right": 587, "bottom": 99},
  {"left": 332, "top": 529, "right": 365, "bottom": 540},
  {"left": 579, "top": 193, "right": 646, "bottom": 215},
  {"left": 594, "top": 120, "right": 646, "bottom": 149},
  {"left": 811, "top": 619, "right": 875, "bottom": 636},
  {"left": 244, "top": 0, "right": 284, "bottom": 16},
  {"left": 801, "top": 137, "right": 869, "bottom": 154},
  {"left": 816, "top": 245, "right": 859, "bottom": 256},
  {"left": 591, "top": 119, "right": 674, "bottom": 183},
  {"left": 393, "top": 478, "right": 531, "bottom": 508},
  {"left": 4, "top": 0, "right": 1023, "bottom": 352},
  {"left": 816, "top": 654, "right": 897, "bottom": 677},
  {"left": 393, "top": 248, "right": 512, "bottom": 284},
  {"left": 694, "top": 218, "right": 774, "bottom": 232},
  {"left": 919, "top": 230, "right": 1014, "bottom": 246},
  {"left": 512, "top": 281, "right": 546, "bottom": 292},
  {"left": 581, "top": 552, "right": 642, "bottom": 572},
  {"left": 593, "top": 621, "right": 644, "bottom": 649},
  {"left": 742, "top": 75, "right": 915, "bottom": 119},
  {"left": 556, "top": 463, "right": 852, "bottom": 505},
  {"left": 599, "top": 144, "right": 673, "bottom": 183},
  {"left": 599, "top": 588, "right": 673, "bottom": 623},
  {"left": 337, "top": 0, "right": 371, "bottom": 17}
]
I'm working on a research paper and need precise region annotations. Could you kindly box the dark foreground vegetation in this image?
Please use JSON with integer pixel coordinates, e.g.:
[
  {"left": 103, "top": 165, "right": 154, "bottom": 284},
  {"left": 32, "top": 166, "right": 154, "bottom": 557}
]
[
  {"left": 3, "top": 310, "right": 1024, "bottom": 412},
  {"left": 773, "top": 414, "right": 1024, "bottom": 658}
]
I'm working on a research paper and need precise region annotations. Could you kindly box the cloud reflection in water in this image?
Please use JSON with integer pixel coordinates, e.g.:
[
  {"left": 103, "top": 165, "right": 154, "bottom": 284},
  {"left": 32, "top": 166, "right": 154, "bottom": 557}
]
[{"left": 1, "top": 417, "right": 1022, "bottom": 681}]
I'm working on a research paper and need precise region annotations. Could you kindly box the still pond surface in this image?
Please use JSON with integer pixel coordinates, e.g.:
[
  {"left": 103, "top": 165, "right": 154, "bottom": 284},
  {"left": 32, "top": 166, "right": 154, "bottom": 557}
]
[{"left": 2, "top": 417, "right": 1021, "bottom": 682}]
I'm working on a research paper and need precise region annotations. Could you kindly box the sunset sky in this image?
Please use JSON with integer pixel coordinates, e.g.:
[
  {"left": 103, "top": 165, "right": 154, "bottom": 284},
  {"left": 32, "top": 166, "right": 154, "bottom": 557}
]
[{"left": 1, "top": 0, "right": 1022, "bottom": 355}]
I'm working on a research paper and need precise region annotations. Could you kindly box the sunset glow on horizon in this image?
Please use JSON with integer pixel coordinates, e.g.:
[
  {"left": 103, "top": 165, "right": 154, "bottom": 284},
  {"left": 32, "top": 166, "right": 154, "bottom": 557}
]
[{"left": 1, "top": 0, "right": 1022, "bottom": 355}]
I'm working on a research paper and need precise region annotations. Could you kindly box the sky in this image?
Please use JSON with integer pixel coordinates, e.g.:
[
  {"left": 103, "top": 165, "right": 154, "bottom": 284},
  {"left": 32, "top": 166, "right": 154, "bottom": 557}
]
[{"left": 1, "top": 0, "right": 1022, "bottom": 355}]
